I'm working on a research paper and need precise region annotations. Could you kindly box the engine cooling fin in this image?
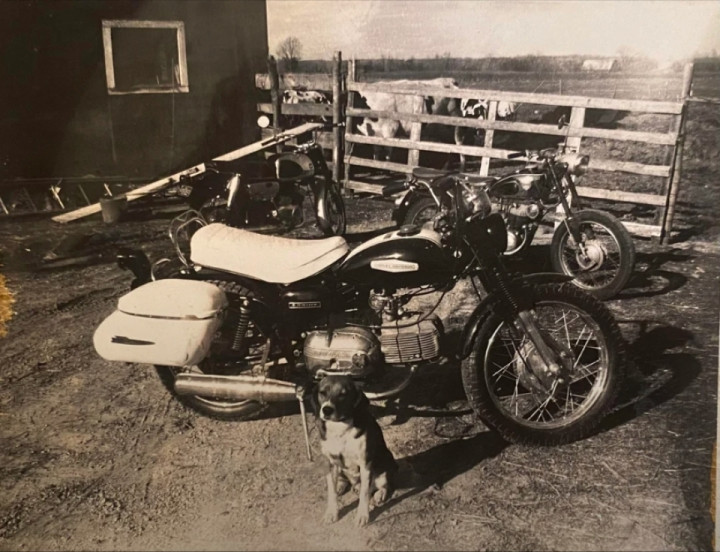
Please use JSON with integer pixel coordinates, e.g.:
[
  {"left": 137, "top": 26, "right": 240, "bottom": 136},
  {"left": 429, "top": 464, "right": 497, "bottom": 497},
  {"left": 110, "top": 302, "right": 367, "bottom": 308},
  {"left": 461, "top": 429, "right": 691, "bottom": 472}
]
[{"left": 380, "top": 314, "right": 443, "bottom": 364}]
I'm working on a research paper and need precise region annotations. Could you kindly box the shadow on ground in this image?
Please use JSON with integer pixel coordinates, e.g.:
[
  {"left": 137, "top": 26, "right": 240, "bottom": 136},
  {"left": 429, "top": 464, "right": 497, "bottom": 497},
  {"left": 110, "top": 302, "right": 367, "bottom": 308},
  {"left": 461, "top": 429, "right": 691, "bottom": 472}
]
[{"left": 600, "top": 323, "right": 700, "bottom": 433}]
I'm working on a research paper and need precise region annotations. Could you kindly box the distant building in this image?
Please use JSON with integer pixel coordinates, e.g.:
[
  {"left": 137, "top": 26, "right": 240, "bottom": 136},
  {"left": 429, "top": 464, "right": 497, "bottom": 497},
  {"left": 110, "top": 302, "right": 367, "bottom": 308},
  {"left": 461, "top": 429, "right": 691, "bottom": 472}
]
[
  {"left": 582, "top": 59, "right": 618, "bottom": 72},
  {"left": 1, "top": 0, "right": 268, "bottom": 181}
]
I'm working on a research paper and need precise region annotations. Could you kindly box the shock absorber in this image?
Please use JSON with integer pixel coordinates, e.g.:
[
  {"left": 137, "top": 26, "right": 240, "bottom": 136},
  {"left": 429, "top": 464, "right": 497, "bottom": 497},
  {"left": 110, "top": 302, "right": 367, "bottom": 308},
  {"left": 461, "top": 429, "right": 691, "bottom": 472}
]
[{"left": 231, "top": 299, "right": 251, "bottom": 352}]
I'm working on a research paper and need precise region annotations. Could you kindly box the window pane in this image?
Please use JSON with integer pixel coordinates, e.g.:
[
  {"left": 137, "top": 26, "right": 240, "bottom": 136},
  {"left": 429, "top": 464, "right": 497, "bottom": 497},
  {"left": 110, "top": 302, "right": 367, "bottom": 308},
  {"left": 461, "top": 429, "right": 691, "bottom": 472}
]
[{"left": 111, "top": 27, "right": 178, "bottom": 91}]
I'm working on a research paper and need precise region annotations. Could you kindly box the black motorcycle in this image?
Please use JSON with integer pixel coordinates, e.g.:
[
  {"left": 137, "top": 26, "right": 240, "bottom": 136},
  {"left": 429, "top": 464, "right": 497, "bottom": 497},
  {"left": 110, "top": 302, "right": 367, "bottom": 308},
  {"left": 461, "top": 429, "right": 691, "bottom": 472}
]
[
  {"left": 98, "top": 176, "right": 626, "bottom": 446},
  {"left": 183, "top": 123, "right": 345, "bottom": 237},
  {"left": 394, "top": 125, "right": 635, "bottom": 300}
]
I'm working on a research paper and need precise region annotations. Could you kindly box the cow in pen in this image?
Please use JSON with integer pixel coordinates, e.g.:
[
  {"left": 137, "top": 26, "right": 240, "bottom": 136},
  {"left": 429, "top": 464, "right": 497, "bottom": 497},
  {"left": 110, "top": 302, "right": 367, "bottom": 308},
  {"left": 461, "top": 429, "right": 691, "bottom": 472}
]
[{"left": 352, "top": 78, "right": 517, "bottom": 169}]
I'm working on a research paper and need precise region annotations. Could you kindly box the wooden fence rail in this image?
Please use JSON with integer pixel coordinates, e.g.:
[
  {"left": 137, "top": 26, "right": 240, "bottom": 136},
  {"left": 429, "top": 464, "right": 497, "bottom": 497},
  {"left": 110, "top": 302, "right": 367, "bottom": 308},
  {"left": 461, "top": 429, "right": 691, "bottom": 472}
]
[{"left": 256, "top": 55, "right": 693, "bottom": 243}]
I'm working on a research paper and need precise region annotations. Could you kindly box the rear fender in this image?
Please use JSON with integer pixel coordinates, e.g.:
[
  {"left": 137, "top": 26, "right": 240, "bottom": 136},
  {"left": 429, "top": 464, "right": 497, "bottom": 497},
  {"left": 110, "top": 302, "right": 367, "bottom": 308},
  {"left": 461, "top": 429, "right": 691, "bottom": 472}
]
[
  {"left": 391, "top": 189, "right": 429, "bottom": 225},
  {"left": 458, "top": 272, "right": 573, "bottom": 359}
]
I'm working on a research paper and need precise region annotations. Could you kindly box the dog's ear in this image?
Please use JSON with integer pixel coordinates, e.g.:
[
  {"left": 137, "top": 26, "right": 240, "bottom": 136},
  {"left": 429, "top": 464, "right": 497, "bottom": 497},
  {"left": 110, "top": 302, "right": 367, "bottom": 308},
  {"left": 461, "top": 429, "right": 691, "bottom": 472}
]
[
  {"left": 353, "top": 388, "right": 370, "bottom": 413},
  {"left": 307, "top": 382, "right": 320, "bottom": 417}
]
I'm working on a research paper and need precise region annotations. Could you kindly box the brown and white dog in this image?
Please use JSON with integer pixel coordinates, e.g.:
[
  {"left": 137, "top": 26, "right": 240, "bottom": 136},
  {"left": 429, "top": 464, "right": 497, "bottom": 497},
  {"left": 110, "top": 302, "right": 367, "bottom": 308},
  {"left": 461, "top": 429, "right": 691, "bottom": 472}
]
[{"left": 311, "top": 375, "right": 398, "bottom": 526}]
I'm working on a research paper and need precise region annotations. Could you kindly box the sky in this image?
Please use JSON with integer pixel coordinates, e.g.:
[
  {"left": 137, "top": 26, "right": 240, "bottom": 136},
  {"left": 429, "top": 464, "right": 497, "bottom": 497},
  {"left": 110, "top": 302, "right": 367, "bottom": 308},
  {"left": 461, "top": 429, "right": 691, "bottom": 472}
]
[{"left": 266, "top": 0, "right": 720, "bottom": 62}]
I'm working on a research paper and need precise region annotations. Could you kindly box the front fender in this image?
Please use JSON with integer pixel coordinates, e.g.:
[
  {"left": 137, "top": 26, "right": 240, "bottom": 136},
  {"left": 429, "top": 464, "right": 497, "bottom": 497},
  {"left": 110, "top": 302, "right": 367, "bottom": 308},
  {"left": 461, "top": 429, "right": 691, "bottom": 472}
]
[{"left": 458, "top": 272, "right": 573, "bottom": 360}]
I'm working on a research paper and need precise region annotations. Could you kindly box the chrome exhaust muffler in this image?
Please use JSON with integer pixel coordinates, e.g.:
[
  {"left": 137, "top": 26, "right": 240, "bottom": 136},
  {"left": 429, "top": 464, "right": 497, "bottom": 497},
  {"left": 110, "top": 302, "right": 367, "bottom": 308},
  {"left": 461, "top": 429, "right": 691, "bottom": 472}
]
[{"left": 174, "top": 373, "right": 299, "bottom": 402}]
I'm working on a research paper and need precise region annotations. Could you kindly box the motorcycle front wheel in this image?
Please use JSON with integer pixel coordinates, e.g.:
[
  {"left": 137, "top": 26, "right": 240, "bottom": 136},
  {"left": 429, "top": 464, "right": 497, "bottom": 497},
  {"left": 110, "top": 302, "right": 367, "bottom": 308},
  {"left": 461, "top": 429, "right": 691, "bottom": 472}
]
[
  {"left": 550, "top": 209, "right": 635, "bottom": 300},
  {"left": 315, "top": 179, "right": 346, "bottom": 236},
  {"left": 461, "top": 283, "right": 626, "bottom": 446},
  {"left": 155, "top": 281, "right": 267, "bottom": 421}
]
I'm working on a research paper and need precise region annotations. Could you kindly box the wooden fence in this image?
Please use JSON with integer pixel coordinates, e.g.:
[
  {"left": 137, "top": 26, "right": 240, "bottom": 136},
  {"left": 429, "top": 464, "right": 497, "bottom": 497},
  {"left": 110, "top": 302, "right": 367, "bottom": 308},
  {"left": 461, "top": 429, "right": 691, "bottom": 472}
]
[
  {"left": 255, "top": 53, "right": 344, "bottom": 184},
  {"left": 259, "top": 56, "right": 694, "bottom": 243}
]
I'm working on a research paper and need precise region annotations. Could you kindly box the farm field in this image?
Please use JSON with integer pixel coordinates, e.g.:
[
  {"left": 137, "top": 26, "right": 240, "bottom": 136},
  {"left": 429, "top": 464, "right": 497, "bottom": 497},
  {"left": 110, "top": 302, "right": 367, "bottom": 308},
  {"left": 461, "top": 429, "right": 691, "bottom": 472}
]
[
  {"left": 0, "top": 71, "right": 718, "bottom": 551},
  {"left": 362, "top": 69, "right": 720, "bottom": 101}
]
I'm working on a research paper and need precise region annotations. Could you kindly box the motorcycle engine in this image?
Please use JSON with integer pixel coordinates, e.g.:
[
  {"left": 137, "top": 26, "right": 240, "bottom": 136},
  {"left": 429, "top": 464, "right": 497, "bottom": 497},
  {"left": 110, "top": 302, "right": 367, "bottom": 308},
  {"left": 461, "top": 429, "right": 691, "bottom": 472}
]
[
  {"left": 304, "top": 297, "right": 445, "bottom": 379},
  {"left": 304, "top": 327, "right": 381, "bottom": 378}
]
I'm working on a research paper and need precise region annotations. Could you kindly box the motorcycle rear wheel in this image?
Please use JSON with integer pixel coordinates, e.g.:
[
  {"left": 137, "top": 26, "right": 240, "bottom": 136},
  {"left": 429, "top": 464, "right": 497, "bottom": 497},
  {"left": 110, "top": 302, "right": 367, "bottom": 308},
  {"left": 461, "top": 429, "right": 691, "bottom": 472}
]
[
  {"left": 402, "top": 196, "right": 438, "bottom": 227},
  {"left": 461, "top": 283, "right": 626, "bottom": 446},
  {"left": 155, "top": 281, "right": 267, "bottom": 421},
  {"left": 550, "top": 209, "right": 635, "bottom": 300}
]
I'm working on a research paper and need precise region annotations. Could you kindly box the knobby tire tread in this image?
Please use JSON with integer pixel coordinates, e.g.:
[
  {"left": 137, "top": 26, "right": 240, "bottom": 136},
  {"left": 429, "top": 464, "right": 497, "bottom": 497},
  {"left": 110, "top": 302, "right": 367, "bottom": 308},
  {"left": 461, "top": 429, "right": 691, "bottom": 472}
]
[{"left": 461, "top": 283, "right": 627, "bottom": 446}]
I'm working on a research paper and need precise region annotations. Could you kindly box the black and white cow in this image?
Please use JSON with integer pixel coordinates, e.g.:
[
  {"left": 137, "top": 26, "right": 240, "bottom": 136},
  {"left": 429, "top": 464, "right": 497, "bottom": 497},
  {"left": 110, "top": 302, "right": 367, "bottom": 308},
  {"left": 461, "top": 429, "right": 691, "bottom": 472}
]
[
  {"left": 352, "top": 79, "right": 517, "bottom": 168},
  {"left": 281, "top": 89, "right": 332, "bottom": 127}
]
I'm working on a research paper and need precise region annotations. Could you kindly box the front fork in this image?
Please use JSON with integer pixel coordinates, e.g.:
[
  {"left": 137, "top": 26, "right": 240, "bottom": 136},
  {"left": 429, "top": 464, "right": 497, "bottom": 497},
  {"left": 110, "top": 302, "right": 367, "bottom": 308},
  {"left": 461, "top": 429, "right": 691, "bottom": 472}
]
[
  {"left": 475, "top": 253, "right": 569, "bottom": 388},
  {"left": 555, "top": 173, "right": 592, "bottom": 253}
]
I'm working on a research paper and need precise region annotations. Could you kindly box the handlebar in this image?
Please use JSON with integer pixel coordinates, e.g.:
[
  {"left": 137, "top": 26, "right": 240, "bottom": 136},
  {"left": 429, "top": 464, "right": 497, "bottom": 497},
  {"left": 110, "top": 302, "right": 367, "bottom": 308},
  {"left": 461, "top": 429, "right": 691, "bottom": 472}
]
[{"left": 508, "top": 147, "right": 565, "bottom": 163}]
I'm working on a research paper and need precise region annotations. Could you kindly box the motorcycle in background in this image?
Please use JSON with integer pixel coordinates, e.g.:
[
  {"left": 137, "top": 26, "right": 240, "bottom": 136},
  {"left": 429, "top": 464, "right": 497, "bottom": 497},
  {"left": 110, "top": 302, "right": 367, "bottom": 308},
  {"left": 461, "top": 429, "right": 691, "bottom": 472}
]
[
  {"left": 181, "top": 117, "right": 346, "bottom": 236},
  {"left": 394, "top": 117, "right": 636, "bottom": 300},
  {"left": 99, "top": 172, "right": 626, "bottom": 447}
]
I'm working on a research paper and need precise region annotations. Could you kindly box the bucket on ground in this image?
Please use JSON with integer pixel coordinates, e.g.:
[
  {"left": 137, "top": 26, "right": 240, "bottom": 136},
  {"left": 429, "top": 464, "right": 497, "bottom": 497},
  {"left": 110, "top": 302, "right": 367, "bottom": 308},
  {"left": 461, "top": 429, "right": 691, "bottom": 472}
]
[{"left": 99, "top": 196, "right": 127, "bottom": 224}]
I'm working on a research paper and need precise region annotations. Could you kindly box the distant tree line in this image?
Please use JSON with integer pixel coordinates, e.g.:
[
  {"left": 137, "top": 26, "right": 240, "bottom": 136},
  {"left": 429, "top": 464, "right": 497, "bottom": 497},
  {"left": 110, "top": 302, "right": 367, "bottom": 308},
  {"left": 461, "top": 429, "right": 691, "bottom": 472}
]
[{"left": 291, "top": 54, "right": 714, "bottom": 75}]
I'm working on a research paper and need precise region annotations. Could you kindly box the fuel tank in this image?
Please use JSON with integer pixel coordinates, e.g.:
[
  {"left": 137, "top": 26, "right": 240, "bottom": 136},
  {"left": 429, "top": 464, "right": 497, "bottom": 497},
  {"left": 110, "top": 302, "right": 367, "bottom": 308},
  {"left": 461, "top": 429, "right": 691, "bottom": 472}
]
[{"left": 337, "top": 226, "right": 453, "bottom": 288}]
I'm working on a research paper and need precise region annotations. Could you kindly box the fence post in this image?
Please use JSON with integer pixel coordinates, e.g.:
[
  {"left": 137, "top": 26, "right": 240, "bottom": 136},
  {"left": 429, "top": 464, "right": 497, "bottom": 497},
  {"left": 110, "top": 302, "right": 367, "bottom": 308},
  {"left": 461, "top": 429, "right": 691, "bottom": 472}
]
[
  {"left": 659, "top": 62, "right": 694, "bottom": 244},
  {"left": 267, "top": 55, "right": 283, "bottom": 153},
  {"left": 567, "top": 106, "right": 585, "bottom": 152},
  {"left": 343, "top": 58, "right": 357, "bottom": 194},
  {"left": 554, "top": 106, "right": 585, "bottom": 228},
  {"left": 332, "top": 51, "right": 343, "bottom": 185},
  {"left": 479, "top": 101, "right": 497, "bottom": 176},
  {"left": 407, "top": 95, "right": 423, "bottom": 168}
]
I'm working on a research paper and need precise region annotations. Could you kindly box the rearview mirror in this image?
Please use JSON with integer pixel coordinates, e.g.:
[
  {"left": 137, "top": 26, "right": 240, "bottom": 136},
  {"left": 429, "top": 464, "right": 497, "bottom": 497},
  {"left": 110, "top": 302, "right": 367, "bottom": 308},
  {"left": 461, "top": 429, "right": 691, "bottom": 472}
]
[{"left": 257, "top": 115, "right": 271, "bottom": 129}]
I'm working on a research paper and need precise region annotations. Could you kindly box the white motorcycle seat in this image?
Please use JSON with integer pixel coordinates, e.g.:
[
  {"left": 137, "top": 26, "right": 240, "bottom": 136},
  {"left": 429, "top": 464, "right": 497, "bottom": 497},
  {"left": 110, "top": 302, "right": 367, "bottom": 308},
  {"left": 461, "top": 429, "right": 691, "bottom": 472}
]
[{"left": 190, "top": 223, "right": 350, "bottom": 284}]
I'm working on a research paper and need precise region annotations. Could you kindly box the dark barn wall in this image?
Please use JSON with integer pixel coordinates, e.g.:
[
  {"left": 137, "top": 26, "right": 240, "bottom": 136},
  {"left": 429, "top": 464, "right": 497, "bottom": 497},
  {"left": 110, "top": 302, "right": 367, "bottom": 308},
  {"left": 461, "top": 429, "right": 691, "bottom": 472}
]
[{"left": 0, "top": 0, "right": 268, "bottom": 180}]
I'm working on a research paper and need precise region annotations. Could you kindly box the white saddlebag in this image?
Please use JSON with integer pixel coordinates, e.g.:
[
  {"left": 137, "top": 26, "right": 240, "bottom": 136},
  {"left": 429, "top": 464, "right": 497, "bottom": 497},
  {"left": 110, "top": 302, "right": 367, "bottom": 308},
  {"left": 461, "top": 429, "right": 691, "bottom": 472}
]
[{"left": 93, "top": 279, "right": 228, "bottom": 367}]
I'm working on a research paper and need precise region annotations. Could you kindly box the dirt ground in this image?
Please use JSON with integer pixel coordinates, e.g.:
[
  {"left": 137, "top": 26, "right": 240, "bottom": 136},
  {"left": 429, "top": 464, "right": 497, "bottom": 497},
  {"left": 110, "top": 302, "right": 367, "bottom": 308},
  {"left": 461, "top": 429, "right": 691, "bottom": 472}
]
[{"left": 0, "top": 102, "right": 719, "bottom": 551}]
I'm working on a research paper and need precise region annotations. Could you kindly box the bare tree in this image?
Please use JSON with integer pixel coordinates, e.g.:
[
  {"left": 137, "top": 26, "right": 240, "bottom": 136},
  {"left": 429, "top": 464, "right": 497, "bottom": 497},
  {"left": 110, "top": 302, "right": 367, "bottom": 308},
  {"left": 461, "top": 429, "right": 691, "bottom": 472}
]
[{"left": 276, "top": 36, "right": 302, "bottom": 71}]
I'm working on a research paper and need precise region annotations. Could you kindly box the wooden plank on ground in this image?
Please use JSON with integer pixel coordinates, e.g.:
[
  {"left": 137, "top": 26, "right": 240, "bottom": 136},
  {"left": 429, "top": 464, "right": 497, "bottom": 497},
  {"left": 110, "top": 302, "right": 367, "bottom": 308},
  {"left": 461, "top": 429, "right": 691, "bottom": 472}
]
[
  {"left": 214, "top": 122, "right": 323, "bottom": 161},
  {"left": 345, "top": 180, "right": 388, "bottom": 194},
  {"left": 621, "top": 221, "right": 662, "bottom": 238},
  {"left": 51, "top": 164, "right": 206, "bottom": 223},
  {"left": 52, "top": 122, "right": 323, "bottom": 223}
]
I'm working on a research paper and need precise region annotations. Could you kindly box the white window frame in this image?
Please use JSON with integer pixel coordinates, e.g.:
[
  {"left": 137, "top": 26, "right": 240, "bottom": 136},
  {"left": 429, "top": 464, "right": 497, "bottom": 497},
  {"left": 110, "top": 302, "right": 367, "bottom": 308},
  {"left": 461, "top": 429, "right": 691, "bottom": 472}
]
[{"left": 102, "top": 19, "right": 189, "bottom": 95}]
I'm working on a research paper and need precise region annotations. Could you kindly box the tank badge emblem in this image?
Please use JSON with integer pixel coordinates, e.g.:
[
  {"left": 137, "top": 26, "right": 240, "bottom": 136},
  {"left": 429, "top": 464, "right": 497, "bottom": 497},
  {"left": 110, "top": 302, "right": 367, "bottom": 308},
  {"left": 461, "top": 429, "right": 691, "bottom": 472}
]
[
  {"left": 370, "top": 260, "right": 419, "bottom": 273},
  {"left": 288, "top": 301, "right": 322, "bottom": 309}
]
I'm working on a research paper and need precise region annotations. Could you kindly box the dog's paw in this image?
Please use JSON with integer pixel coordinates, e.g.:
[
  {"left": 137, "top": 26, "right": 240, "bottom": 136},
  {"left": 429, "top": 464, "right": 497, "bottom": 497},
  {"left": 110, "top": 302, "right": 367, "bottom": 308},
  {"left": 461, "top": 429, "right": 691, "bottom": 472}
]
[
  {"left": 336, "top": 478, "right": 351, "bottom": 496},
  {"left": 373, "top": 488, "right": 389, "bottom": 505},
  {"left": 355, "top": 511, "right": 370, "bottom": 527},
  {"left": 323, "top": 509, "right": 339, "bottom": 524}
]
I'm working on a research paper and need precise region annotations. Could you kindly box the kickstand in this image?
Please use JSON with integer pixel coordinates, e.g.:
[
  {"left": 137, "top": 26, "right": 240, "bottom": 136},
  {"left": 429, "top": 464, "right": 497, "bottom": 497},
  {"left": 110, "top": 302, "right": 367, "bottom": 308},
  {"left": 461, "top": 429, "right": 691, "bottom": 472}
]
[{"left": 297, "top": 387, "right": 313, "bottom": 462}]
